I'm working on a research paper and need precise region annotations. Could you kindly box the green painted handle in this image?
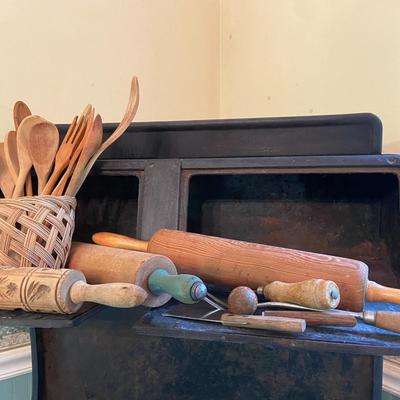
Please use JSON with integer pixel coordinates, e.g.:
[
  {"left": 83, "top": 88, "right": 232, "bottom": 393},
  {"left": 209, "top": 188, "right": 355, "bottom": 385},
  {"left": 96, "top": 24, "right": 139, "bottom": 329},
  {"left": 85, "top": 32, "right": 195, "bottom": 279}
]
[{"left": 148, "top": 269, "right": 207, "bottom": 304}]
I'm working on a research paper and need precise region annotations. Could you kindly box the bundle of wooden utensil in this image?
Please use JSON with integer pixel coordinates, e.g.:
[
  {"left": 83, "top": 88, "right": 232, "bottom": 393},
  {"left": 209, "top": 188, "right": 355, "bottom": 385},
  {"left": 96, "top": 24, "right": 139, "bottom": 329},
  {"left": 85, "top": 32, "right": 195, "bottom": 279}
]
[{"left": 0, "top": 76, "right": 139, "bottom": 199}]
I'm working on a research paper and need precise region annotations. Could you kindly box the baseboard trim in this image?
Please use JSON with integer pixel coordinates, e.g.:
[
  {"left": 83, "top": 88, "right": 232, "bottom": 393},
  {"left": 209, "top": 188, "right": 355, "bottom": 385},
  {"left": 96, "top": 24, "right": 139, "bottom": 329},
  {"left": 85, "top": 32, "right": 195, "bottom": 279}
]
[
  {"left": 383, "top": 357, "right": 400, "bottom": 397},
  {"left": 0, "top": 346, "right": 32, "bottom": 381}
]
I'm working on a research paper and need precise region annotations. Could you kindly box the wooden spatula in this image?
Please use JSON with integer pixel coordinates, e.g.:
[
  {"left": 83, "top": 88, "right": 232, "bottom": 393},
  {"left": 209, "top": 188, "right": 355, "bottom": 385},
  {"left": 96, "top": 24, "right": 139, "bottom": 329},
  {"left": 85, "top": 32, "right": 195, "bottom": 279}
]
[
  {"left": 13, "top": 115, "right": 46, "bottom": 198},
  {"left": 71, "top": 76, "right": 139, "bottom": 195},
  {"left": 0, "top": 143, "right": 15, "bottom": 197},
  {"left": 65, "top": 114, "right": 103, "bottom": 196},
  {"left": 51, "top": 107, "right": 93, "bottom": 196},
  {"left": 43, "top": 105, "right": 92, "bottom": 195},
  {"left": 29, "top": 121, "right": 60, "bottom": 193}
]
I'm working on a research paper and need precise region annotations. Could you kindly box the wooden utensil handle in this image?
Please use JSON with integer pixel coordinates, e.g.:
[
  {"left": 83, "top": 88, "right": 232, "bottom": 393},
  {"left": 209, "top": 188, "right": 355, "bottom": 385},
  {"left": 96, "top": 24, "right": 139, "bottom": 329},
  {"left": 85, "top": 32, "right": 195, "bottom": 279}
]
[
  {"left": 13, "top": 169, "right": 29, "bottom": 198},
  {"left": 366, "top": 281, "right": 400, "bottom": 305},
  {"left": 262, "top": 279, "right": 340, "bottom": 309},
  {"left": 262, "top": 310, "right": 357, "bottom": 327},
  {"left": 42, "top": 168, "right": 63, "bottom": 195},
  {"left": 221, "top": 313, "right": 306, "bottom": 333},
  {"left": 92, "top": 232, "right": 148, "bottom": 252},
  {"left": 374, "top": 312, "right": 400, "bottom": 333},
  {"left": 69, "top": 281, "right": 148, "bottom": 308}
]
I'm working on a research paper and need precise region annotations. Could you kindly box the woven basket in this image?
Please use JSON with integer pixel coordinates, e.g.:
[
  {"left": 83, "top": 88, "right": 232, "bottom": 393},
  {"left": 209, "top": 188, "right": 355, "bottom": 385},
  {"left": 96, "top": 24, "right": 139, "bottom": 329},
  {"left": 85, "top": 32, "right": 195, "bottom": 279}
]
[{"left": 0, "top": 196, "right": 76, "bottom": 269}]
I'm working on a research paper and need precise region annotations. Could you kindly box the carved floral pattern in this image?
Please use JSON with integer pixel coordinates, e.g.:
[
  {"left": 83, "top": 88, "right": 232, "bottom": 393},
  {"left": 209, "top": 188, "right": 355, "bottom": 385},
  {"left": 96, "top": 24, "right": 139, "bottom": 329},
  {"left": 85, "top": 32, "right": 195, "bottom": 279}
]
[
  {"left": 0, "top": 275, "right": 10, "bottom": 300},
  {"left": 27, "top": 281, "right": 50, "bottom": 302}
]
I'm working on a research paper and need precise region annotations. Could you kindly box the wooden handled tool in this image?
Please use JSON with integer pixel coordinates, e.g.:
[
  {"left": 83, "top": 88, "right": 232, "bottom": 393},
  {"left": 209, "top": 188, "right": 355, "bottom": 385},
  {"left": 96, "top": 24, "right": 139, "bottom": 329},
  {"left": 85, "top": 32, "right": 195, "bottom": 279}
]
[
  {"left": 162, "top": 308, "right": 306, "bottom": 333},
  {"left": 257, "top": 279, "right": 340, "bottom": 309},
  {"left": 0, "top": 267, "right": 148, "bottom": 314},
  {"left": 220, "top": 314, "right": 306, "bottom": 333},
  {"left": 68, "top": 242, "right": 207, "bottom": 307},
  {"left": 262, "top": 310, "right": 357, "bottom": 327},
  {"left": 261, "top": 303, "right": 400, "bottom": 334},
  {"left": 227, "top": 281, "right": 339, "bottom": 315},
  {"left": 92, "top": 230, "right": 400, "bottom": 312}
]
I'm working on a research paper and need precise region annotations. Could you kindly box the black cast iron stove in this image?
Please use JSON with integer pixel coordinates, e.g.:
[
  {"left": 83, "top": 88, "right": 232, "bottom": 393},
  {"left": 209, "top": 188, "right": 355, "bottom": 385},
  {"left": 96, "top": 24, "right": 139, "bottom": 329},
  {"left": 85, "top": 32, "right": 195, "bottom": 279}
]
[{"left": 2, "top": 113, "right": 399, "bottom": 400}]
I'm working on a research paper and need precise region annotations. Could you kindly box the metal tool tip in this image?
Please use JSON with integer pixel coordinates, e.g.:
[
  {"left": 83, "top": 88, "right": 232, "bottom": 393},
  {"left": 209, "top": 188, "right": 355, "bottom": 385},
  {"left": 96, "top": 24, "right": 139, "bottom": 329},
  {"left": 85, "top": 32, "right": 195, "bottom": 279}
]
[
  {"left": 190, "top": 282, "right": 207, "bottom": 301},
  {"left": 331, "top": 287, "right": 339, "bottom": 300}
]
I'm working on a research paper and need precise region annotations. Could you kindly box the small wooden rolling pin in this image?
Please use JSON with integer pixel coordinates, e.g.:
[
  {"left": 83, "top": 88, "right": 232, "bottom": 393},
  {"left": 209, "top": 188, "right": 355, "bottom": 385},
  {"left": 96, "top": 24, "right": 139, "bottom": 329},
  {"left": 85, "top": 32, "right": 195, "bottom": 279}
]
[
  {"left": 0, "top": 267, "right": 147, "bottom": 314},
  {"left": 92, "top": 230, "right": 400, "bottom": 311},
  {"left": 68, "top": 242, "right": 207, "bottom": 307}
]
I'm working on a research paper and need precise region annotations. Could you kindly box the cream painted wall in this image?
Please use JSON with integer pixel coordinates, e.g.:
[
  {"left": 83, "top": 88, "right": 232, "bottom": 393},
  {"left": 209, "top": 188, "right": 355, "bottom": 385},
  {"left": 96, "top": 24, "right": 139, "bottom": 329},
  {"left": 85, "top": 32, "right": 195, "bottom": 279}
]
[
  {"left": 0, "top": 0, "right": 220, "bottom": 136},
  {"left": 1, "top": 1, "right": 399, "bottom": 151},
  {"left": 220, "top": 1, "right": 400, "bottom": 151}
]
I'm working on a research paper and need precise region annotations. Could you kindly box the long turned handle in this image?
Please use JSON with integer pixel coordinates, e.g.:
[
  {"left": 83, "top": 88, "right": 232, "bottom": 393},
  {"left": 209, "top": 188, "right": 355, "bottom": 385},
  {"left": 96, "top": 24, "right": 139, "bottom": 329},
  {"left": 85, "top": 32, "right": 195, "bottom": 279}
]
[
  {"left": 221, "top": 314, "right": 306, "bottom": 333},
  {"left": 366, "top": 281, "right": 400, "bottom": 305},
  {"left": 262, "top": 310, "right": 357, "bottom": 327},
  {"left": 69, "top": 281, "right": 148, "bottom": 308},
  {"left": 92, "top": 232, "right": 149, "bottom": 252}
]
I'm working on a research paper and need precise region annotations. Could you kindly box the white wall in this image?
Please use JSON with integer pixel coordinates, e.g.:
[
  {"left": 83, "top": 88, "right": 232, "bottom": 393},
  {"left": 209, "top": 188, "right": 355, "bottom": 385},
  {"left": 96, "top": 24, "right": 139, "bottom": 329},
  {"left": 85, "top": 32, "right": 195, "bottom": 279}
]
[
  {"left": 1, "top": 1, "right": 399, "bottom": 151},
  {"left": 220, "top": 1, "right": 400, "bottom": 151},
  {"left": 0, "top": 0, "right": 220, "bottom": 135}
]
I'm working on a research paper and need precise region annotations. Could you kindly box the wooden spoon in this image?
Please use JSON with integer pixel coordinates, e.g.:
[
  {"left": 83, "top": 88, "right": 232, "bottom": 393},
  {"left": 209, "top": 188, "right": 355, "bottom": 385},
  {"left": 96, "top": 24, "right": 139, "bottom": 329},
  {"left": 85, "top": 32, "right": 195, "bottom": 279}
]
[
  {"left": 13, "top": 101, "right": 32, "bottom": 130},
  {"left": 71, "top": 76, "right": 139, "bottom": 195},
  {"left": 0, "top": 143, "right": 15, "bottom": 197},
  {"left": 65, "top": 114, "right": 103, "bottom": 196},
  {"left": 4, "top": 131, "right": 19, "bottom": 184},
  {"left": 13, "top": 115, "right": 46, "bottom": 198},
  {"left": 13, "top": 101, "right": 33, "bottom": 196},
  {"left": 29, "top": 121, "right": 60, "bottom": 194}
]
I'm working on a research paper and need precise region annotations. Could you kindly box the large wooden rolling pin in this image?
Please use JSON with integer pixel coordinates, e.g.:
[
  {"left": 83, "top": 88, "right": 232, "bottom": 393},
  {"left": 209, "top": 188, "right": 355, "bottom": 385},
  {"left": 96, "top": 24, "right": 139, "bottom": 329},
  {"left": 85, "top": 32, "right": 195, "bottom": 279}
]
[
  {"left": 68, "top": 242, "right": 206, "bottom": 307},
  {"left": 0, "top": 267, "right": 147, "bottom": 314},
  {"left": 92, "top": 230, "right": 400, "bottom": 312}
]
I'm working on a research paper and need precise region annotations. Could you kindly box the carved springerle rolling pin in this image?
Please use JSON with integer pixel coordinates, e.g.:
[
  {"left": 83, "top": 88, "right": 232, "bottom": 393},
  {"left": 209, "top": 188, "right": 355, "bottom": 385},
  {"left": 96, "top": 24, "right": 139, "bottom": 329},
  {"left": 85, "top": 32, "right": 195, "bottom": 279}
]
[
  {"left": 0, "top": 267, "right": 148, "bottom": 314},
  {"left": 257, "top": 279, "right": 340, "bottom": 309},
  {"left": 92, "top": 230, "right": 400, "bottom": 311}
]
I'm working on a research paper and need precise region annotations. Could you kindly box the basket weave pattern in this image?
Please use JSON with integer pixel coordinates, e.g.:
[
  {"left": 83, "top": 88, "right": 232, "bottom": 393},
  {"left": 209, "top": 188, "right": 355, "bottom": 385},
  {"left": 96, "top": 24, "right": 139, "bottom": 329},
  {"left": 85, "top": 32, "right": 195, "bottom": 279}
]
[{"left": 0, "top": 196, "right": 76, "bottom": 269}]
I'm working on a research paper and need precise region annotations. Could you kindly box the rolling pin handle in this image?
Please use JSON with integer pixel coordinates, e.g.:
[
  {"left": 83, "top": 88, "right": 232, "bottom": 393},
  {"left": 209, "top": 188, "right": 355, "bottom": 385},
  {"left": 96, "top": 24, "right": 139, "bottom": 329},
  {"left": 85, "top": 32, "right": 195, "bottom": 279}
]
[
  {"left": 148, "top": 269, "right": 207, "bottom": 304},
  {"left": 366, "top": 281, "right": 400, "bottom": 304},
  {"left": 92, "top": 232, "right": 149, "bottom": 252},
  {"left": 69, "top": 281, "right": 148, "bottom": 308}
]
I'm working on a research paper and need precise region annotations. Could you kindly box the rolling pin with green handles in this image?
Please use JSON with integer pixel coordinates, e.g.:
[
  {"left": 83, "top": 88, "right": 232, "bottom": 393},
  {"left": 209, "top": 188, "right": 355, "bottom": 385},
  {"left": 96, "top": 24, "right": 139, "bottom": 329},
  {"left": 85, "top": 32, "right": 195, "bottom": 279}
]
[{"left": 68, "top": 242, "right": 207, "bottom": 307}]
